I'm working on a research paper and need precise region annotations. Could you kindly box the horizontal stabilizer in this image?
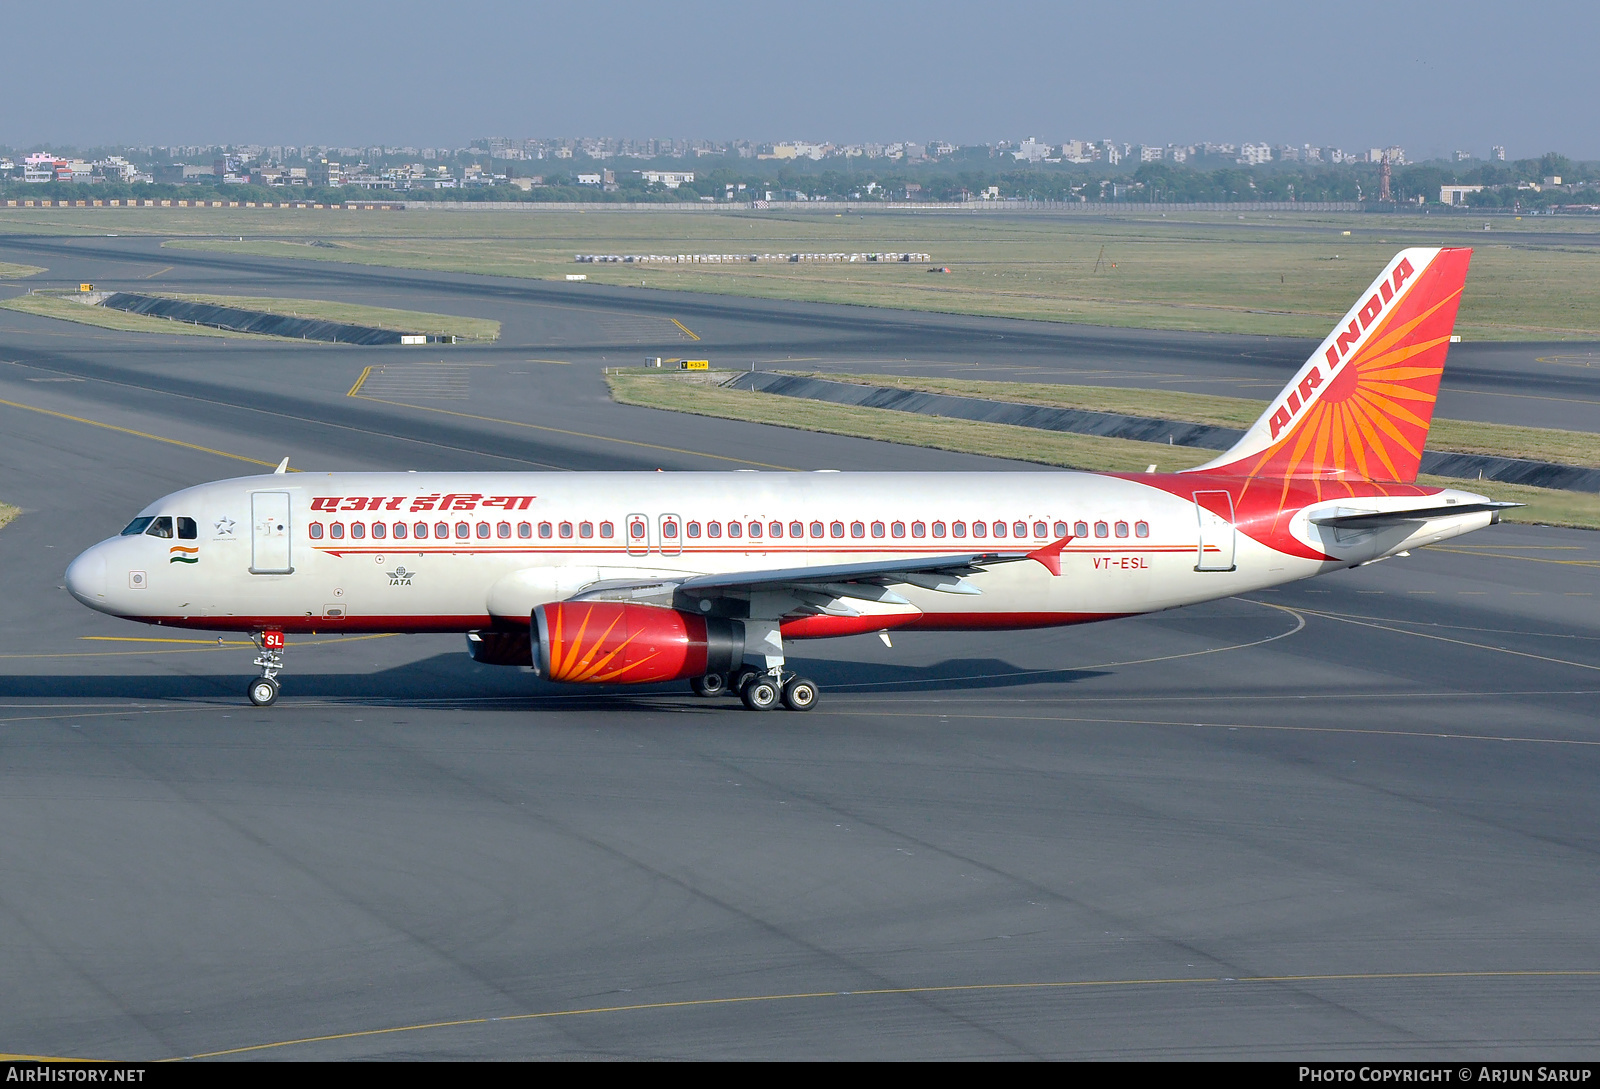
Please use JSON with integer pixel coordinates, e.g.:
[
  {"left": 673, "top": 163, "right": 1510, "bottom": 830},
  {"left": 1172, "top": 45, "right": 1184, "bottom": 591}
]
[{"left": 1309, "top": 501, "right": 1518, "bottom": 529}]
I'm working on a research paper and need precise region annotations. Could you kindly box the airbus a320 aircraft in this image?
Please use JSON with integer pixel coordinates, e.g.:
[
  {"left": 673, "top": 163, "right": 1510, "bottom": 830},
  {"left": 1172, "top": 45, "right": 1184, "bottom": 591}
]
[{"left": 66, "top": 247, "right": 1509, "bottom": 711}]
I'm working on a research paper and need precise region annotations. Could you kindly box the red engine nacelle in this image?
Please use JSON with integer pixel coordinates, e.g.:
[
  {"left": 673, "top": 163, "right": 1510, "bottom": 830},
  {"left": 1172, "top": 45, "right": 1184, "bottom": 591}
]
[{"left": 533, "top": 602, "right": 743, "bottom": 685}]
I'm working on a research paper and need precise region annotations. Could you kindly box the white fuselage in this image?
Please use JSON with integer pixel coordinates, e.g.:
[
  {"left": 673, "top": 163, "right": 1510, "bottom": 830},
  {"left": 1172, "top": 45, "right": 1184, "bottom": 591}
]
[{"left": 65, "top": 471, "right": 1498, "bottom": 637}]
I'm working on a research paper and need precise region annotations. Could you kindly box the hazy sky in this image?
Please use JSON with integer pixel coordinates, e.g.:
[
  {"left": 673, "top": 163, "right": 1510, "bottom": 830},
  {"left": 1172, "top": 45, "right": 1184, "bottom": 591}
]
[{"left": 7, "top": 1, "right": 1596, "bottom": 160}]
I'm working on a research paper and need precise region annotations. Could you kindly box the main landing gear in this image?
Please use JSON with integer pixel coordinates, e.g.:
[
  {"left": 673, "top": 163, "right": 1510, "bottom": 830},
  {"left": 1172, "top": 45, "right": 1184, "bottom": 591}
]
[
  {"left": 248, "top": 630, "right": 285, "bottom": 707},
  {"left": 691, "top": 669, "right": 820, "bottom": 712}
]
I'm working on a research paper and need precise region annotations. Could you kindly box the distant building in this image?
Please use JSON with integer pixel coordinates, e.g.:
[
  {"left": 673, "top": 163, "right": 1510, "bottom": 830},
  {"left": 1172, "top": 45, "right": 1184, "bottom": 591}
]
[
  {"left": 1453, "top": 150, "right": 1474, "bottom": 162},
  {"left": 637, "top": 170, "right": 693, "bottom": 188},
  {"left": 1440, "top": 185, "right": 1483, "bottom": 206},
  {"left": 1237, "top": 143, "right": 1271, "bottom": 165},
  {"left": 1491, "top": 146, "right": 1506, "bottom": 161},
  {"left": 1012, "top": 137, "right": 1050, "bottom": 163},
  {"left": 576, "top": 173, "right": 602, "bottom": 186},
  {"left": 309, "top": 159, "right": 343, "bottom": 186}
]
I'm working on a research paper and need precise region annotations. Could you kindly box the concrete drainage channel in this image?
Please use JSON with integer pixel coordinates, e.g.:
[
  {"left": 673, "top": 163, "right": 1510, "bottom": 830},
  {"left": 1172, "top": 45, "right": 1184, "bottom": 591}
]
[
  {"left": 722, "top": 371, "right": 1600, "bottom": 495},
  {"left": 92, "top": 292, "right": 454, "bottom": 345}
]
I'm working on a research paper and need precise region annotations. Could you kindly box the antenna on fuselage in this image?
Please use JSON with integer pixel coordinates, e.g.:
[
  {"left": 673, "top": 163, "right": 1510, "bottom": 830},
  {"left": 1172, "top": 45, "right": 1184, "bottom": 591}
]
[{"left": 274, "top": 457, "right": 289, "bottom": 475}]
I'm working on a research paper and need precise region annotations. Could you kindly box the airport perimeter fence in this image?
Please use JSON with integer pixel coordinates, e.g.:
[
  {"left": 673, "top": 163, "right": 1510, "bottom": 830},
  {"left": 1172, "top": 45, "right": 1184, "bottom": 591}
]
[
  {"left": 0, "top": 197, "right": 1365, "bottom": 214},
  {"left": 400, "top": 200, "right": 1366, "bottom": 214}
]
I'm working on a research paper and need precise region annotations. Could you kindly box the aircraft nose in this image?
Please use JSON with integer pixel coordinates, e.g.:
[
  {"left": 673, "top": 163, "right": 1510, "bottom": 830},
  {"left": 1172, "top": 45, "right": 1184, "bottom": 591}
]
[{"left": 65, "top": 547, "right": 108, "bottom": 608}]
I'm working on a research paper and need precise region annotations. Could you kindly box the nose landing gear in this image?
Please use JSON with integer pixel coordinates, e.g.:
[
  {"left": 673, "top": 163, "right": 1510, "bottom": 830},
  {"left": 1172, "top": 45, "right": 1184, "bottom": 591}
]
[{"left": 248, "top": 630, "right": 285, "bottom": 707}]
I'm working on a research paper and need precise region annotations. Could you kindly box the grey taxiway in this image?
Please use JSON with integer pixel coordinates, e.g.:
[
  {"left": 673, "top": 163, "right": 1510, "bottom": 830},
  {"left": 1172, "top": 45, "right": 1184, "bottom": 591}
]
[{"left": 0, "top": 234, "right": 1597, "bottom": 1060}]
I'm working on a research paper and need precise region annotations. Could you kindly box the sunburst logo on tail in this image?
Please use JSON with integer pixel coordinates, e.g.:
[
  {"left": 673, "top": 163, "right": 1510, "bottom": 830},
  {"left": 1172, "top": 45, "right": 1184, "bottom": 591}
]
[{"left": 1191, "top": 247, "right": 1472, "bottom": 495}]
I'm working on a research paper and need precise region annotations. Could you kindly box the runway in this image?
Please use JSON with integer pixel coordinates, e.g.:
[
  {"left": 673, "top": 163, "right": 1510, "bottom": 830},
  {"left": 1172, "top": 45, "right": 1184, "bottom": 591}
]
[{"left": 1, "top": 235, "right": 1597, "bottom": 1060}]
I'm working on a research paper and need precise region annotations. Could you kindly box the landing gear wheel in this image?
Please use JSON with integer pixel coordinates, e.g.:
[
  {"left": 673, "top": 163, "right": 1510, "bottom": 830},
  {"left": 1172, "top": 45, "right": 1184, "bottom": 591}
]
[
  {"left": 247, "top": 677, "right": 280, "bottom": 707},
  {"left": 690, "top": 673, "right": 728, "bottom": 698},
  {"left": 781, "top": 677, "right": 819, "bottom": 712},
  {"left": 732, "top": 668, "right": 760, "bottom": 697},
  {"left": 741, "top": 674, "right": 780, "bottom": 711}
]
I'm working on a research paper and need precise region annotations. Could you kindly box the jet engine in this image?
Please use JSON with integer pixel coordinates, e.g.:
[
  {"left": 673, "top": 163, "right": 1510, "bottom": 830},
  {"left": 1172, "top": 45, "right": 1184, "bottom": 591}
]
[{"left": 533, "top": 602, "right": 744, "bottom": 685}]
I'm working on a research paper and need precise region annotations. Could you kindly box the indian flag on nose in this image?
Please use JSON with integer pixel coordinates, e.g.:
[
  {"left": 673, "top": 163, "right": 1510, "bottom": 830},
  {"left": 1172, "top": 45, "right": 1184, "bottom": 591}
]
[{"left": 169, "top": 545, "right": 199, "bottom": 565}]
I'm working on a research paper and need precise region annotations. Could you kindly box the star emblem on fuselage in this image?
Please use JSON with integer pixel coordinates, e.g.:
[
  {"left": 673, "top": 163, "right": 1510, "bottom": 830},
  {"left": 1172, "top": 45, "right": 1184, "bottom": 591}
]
[{"left": 213, "top": 516, "right": 236, "bottom": 538}]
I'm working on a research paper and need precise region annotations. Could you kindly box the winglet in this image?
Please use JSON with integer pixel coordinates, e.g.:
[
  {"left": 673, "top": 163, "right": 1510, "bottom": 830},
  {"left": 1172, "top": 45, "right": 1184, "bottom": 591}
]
[
  {"left": 1027, "top": 535, "right": 1073, "bottom": 576},
  {"left": 274, "top": 457, "right": 290, "bottom": 475}
]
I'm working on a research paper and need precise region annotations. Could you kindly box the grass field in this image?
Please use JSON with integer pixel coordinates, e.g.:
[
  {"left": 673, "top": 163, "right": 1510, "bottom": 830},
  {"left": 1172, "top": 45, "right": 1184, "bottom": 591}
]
[
  {"left": 0, "top": 291, "right": 498, "bottom": 342},
  {"left": 607, "top": 371, "right": 1600, "bottom": 530},
  {"left": 804, "top": 372, "right": 1600, "bottom": 468},
  {"left": 156, "top": 294, "right": 499, "bottom": 340},
  {"left": 0, "top": 294, "right": 268, "bottom": 339},
  {"left": 0, "top": 503, "right": 18, "bottom": 531},
  {"left": 1, "top": 206, "right": 1596, "bottom": 340},
  {"left": 0, "top": 261, "right": 44, "bottom": 279}
]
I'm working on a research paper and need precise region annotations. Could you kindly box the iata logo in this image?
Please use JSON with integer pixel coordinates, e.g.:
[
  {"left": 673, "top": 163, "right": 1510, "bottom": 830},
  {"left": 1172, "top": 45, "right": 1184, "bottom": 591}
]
[
  {"left": 1268, "top": 257, "right": 1415, "bottom": 440},
  {"left": 387, "top": 565, "right": 415, "bottom": 586}
]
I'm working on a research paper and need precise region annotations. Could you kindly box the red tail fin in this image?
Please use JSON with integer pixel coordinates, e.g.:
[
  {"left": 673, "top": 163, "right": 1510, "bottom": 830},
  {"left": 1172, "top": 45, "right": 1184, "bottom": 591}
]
[{"left": 1191, "top": 247, "right": 1472, "bottom": 483}]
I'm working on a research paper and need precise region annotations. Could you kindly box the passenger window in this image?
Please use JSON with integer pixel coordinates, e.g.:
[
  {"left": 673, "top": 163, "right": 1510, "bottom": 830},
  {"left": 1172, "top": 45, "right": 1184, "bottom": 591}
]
[
  {"left": 748, "top": 521, "right": 761, "bottom": 538},
  {"left": 435, "top": 522, "right": 449, "bottom": 539},
  {"left": 393, "top": 522, "right": 408, "bottom": 539},
  {"left": 1054, "top": 521, "right": 1068, "bottom": 537},
  {"left": 599, "top": 522, "right": 614, "bottom": 539},
  {"left": 952, "top": 521, "right": 966, "bottom": 538},
  {"left": 769, "top": 522, "right": 783, "bottom": 538},
  {"left": 497, "top": 522, "right": 511, "bottom": 539},
  {"left": 476, "top": 522, "right": 490, "bottom": 539},
  {"left": 932, "top": 521, "right": 946, "bottom": 538},
  {"left": 871, "top": 521, "right": 885, "bottom": 538},
  {"left": 911, "top": 521, "right": 926, "bottom": 538},
  {"left": 351, "top": 523, "right": 365, "bottom": 539},
  {"left": 972, "top": 521, "right": 986, "bottom": 538},
  {"left": 580, "top": 522, "right": 594, "bottom": 539},
  {"left": 790, "top": 521, "right": 804, "bottom": 538},
  {"left": 810, "top": 521, "right": 824, "bottom": 538},
  {"left": 708, "top": 521, "right": 722, "bottom": 538},
  {"left": 663, "top": 521, "right": 679, "bottom": 539},
  {"left": 372, "top": 522, "right": 386, "bottom": 540},
  {"left": 330, "top": 523, "right": 345, "bottom": 540},
  {"left": 1094, "top": 521, "right": 1109, "bottom": 538},
  {"left": 1014, "top": 521, "right": 1028, "bottom": 538},
  {"left": 1074, "top": 521, "right": 1089, "bottom": 538},
  {"left": 850, "top": 521, "right": 865, "bottom": 538},
  {"left": 177, "top": 517, "right": 198, "bottom": 540},
  {"left": 145, "top": 516, "right": 174, "bottom": 539},
  {"left": 415, "top": 522, "right": 429, "bottom": 539},
  {"left": 309, "top": 522, "right": 324, "bottom": 539},
  {"left": 629, "top": 521, "right": 645, "bottom": 539},
  {"left": 1115, "top": 521, "right": 1129, "bottom": 538},
  {"left": 1034, "top": 521, "right": 1048, "bottom": 538},
  {"left": 456, "top": 522, "right": 470, "bottom": 540},
  {"left": 539, "top": 522, "right": 553, "bottom": 539},
  {"left": 891, "top": 521, "right": 905, "bottom": 538},
  {"left": 830, "top": 521, "right": 844, "bottom": 538},
  {"left": 121, "top": 517, "right": 155, "bottom": 536},
  {"left": 992, "top": 521, "right": 1006, "bottom": 538},
  {"left": 687, "top": 521, "right": 701, "bottom": 538},
  {"left": 728, "top": 521, "right": 742, "bottom": 538},
  {"left": 517, "top": 522, "right": 532, "bottom": 539},
  {"left": 559, "top": 522, "right": 573, "bottom": 539},
  {"left": 1135, "top": 521, "right": 1150, "bottom": 538}
]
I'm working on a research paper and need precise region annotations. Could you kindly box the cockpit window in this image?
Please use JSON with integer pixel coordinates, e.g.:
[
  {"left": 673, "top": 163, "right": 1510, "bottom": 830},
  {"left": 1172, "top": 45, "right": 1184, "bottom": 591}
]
[
  {"left": 176, "top": 517, "right": 198, "bottom": 540},
  {"left": 121, "top": 517, "right": 154, "bottom": 536},
  {"left": 144, "top": 516, "right": 174, "bottom": 539}
]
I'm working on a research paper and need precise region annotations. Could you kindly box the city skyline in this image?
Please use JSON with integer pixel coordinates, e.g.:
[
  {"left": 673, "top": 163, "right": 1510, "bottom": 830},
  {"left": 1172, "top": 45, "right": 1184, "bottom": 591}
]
[{"left": 6, "top": 1, "right": 1598, "bottom": 160}]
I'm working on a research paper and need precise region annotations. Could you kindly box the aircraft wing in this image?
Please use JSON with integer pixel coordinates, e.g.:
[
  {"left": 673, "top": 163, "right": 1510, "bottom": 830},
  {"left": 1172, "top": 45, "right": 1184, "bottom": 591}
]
[{"left": 568, "top": 538, "right": 1074, "bottom": 610}]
